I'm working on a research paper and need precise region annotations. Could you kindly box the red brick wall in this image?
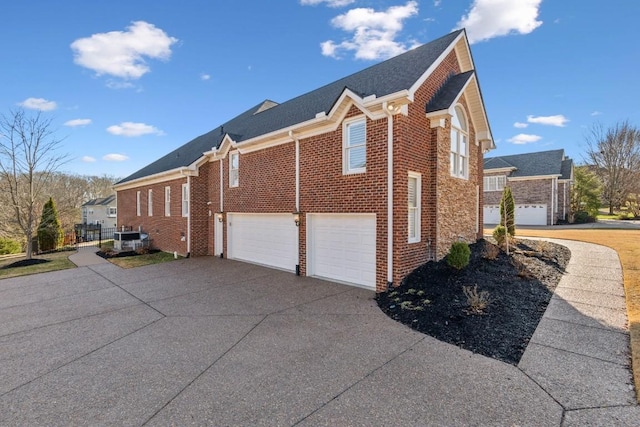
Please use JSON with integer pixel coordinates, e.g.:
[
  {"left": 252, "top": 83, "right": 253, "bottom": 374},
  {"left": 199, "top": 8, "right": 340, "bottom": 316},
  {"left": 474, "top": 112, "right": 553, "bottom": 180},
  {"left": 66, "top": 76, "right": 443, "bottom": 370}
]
[
  {"left": 190, "top": 162, "right": 213, "bottom": 256},
  {"left": 299, "top": 105, "right": 388, "bottom": 291},
  {"left": 117, "top": 177, "right": 188, "bottom": 255}
]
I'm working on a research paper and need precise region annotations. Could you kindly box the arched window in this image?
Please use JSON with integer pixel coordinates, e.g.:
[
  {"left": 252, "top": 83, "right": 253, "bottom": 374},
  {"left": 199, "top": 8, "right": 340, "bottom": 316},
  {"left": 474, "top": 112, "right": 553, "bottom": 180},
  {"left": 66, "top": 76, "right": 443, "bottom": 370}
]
[{"left": 450, "top": 105, "right": 468, "bottom": 179}]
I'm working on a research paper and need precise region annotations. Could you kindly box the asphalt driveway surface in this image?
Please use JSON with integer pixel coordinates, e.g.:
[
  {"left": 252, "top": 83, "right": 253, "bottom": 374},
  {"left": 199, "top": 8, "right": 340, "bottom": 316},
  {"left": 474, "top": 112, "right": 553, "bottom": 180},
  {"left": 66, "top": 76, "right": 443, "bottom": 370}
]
[{"left": 0, "top": 251, "right": 637, "bottom": 426}]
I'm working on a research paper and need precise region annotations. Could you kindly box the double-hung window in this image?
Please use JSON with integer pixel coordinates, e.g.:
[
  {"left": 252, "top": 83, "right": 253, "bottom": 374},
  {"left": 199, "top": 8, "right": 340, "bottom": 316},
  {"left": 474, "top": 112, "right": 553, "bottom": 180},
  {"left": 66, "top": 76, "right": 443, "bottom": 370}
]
[
  {"left": 148, "top": 189, "right": 153, "bottom": 216},
  {"left": 343, "top": 118, "right": 366, "bottom": 174},
  {"left": 108, "top": 207, "right": 117, "bottom": 217},
  {"left": 408, "top": 172, "right": 421, "bottom": 243},
  {"left": 450, "top": 105, "right": 469, "bottom": 179},
  {"left": 229, "top": 152, "right": 239, "bottom": 187},
  {"left": 136, "top": 191, "right": 141, "bottom": 216},
  {"left": 182, "top": 183, "right": 189, "bottom": 217},
  {"left": 483, "top": 175, "right": 506, "bottom": 192},
  {"left": 164, "top": 186, "right": 171, "bottom": 217}
]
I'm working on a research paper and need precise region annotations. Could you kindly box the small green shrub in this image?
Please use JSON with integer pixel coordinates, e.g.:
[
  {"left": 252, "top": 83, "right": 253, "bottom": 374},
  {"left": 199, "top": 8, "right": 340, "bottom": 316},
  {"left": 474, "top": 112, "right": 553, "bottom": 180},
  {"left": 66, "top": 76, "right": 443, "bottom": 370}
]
[
  {"left": 493, "top": 225, "right": 506, "bottom": 247},
  {"left": 573, "top": 210, "right": 595, "bottom": 224},
  {"left": 447, "top": 241, "right": 471, "bottom": 270},
  {"left": 0, "top": 238, "right": 22, "bottom": 255}
]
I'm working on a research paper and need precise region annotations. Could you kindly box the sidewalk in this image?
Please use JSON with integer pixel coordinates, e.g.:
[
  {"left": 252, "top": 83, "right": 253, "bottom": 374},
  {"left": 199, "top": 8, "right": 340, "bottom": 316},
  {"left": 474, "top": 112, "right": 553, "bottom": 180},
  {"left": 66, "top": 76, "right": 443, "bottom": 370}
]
[{"left": 68, "top": 246, "right": 109, "bottom": 267}]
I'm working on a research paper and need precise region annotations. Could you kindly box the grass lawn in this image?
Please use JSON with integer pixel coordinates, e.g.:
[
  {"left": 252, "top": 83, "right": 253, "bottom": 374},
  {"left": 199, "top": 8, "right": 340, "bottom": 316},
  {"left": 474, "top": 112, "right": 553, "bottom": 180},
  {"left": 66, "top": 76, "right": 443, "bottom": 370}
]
[
  {"left": 107, "top": 251, "right": 181, "bottom": 269},
  {"left": 510, "top": 228, "right": 640, "bottom": 401},
  {"left": 0, "top": 251, "right": 77, "bottom": 279}
]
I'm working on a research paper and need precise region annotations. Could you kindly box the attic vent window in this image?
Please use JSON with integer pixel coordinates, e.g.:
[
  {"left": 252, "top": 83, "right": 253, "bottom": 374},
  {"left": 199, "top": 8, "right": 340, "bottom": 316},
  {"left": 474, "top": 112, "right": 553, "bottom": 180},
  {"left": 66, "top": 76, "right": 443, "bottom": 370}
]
[{"left": 254, "top": 100, "right": 279, "bottom": 114}]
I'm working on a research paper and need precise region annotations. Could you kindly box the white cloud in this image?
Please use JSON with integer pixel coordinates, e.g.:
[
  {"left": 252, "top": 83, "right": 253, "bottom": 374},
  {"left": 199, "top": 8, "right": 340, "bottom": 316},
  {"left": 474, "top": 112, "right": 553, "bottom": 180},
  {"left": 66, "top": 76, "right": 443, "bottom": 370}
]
[
  {"left": 591, "top": 111, "right": 603, "bottom": 116},
  {"left": 107, "top": 122, "right": 164, "bottom": 137},
  {"left": 81, "top": 156, "right": 96, "bottom": 163},
  {"left": 514, "top": 122, "right": 528, "bottom": 129},
  {"left": 103, "top": 153, "right": 129, "bottom": 162},
  {"left": 64, "top": 118, "right": 92, "bottom": 127},
  {"left": 71, "top": 21, "right": 178, "bottom": 80},
  {"left": 508, "top": 133, "right": 542, "bottom": 144},
  {"left": 456, "top": 0, "right": 543, "bottom": 44},
  {"left": 300, "top": 0, "right": 355, "bottom": 6},
  {"left": 200, "top": 73, "right": 211, "bottom": 81},
  {"left": 18, "top": 97, "right": 57, "bottom": 111},
  {"left": 106, "top": 80, "right": 136, "bottom": 90},
  {"left": 434, "top": 0, "right": 442, "bottom": 6},
  {"left": 321, "top": 1, "right": 420, "bottom": 60},
  {"left": 527, "top": 114, "right": 569, "bottom": 127}
]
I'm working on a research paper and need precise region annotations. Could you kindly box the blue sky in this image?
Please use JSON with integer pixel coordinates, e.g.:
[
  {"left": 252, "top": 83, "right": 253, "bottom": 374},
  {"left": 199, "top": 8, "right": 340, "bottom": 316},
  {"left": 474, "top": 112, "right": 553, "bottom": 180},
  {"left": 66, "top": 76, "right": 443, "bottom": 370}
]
[{"left": 1, "top": 0, "right": 638, "bottom": 179}]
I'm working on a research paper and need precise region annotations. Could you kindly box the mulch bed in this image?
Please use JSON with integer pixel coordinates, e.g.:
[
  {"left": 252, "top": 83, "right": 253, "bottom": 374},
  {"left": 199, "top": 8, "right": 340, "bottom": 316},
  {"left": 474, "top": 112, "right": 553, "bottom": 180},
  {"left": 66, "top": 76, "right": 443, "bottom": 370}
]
[
  {"left": 96, "top": 249, "right": 160, "bottom": 259},
  {"left": 376, "top": 239, "right": 570, "bottom": 365},
  {"left": 2, "top": 258, "right": 50, "bottom": 269}
]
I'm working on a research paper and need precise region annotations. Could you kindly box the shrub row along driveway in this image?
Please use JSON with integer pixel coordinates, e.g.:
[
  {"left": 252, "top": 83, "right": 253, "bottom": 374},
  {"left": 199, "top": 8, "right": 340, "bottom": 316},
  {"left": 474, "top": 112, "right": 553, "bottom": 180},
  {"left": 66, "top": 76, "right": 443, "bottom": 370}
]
[{"left": 0, "top": 250, "right": 637, "bottom": 426}]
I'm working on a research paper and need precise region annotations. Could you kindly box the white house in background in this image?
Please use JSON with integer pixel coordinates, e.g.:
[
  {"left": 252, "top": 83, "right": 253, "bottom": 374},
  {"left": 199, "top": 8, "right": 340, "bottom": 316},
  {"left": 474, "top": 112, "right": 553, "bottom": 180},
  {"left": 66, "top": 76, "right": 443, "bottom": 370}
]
[{"left": 81, "top": 195, "right": 117, "bottom": 227}]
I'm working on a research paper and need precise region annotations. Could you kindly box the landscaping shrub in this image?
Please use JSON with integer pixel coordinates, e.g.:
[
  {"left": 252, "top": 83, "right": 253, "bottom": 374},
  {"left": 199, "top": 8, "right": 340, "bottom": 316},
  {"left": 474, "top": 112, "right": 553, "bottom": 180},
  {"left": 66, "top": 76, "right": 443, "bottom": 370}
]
[
  {"left": 0, "top": 238, "right": 22, "bottom": 255},
  {"left": 493, "top": 225, "right": 507, "bottom": 247},
  {"left": 462, "top": 285, "right": 489, "bottom": 314},
  {"left": 447, "top": 241, "right": 471, "bottom": 270},
  {"left": 573, "top": 210, "right": 595, "bottom": 224},
  {"left": 482, "top": 242, "right": 500, "bottom": 260}
]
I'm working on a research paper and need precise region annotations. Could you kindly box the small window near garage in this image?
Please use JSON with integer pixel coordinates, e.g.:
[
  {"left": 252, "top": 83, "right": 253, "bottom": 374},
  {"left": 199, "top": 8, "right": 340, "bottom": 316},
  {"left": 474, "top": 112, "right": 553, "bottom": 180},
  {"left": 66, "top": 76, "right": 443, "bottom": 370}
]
[
  {"left": 229, "top": 152, "right": 239, "bottom": 187},
  {"left": 108, "top": 207, "right": 117, "bottom": 217},
  {"left": 450, "top": 105, "right": 468, "bottom": 179},
  {"left": 136, "top": 191, "right": 141, "bottom": 216},
  {"left": 343, "top": 117, "right": 366, "bottom": 174},
  {"left": 182, "top": 183, "right": 189, "bottom": 217},
  {"left": 483, "top": 175, "right": 506, "bottom": 192},
  {"left": 165, "top": 186, "right": 171, "bottom": 217},
  {"left": 148, "top": 189, "right": 153, "bottom": 216},
  {"left": 408, "top": 172, "right": 421, "bottom": 243}
]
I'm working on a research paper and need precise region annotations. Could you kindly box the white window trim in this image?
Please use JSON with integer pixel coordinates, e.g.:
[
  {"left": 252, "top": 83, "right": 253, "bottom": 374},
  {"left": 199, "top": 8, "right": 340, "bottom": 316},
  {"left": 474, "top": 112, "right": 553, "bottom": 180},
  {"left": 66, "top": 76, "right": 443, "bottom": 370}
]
[
  {"left": 450, "top": 105, "right": 469, "bottom": 180},
  {"left": 342, "top": 116, "right": 367, "bottom": 175},
  {"left": 136, "top": 191, "right": 141, "bottom": 216},
  {"left": 229, "top": 151, "right": 239, "bottom": 188},
  {"left": 182, "top": 183, "right": 189, "bottom": 217},
  {"left": 483, "top": 175, "right": 506, "bottom": 192},
  {"left": 148, "top": 189, "right": 153, "bottom": 216},
  {"left": 164, "top": 186, "right": 171, "bottom": 217},
  {"left": 408, "top": 172, "right": 421, "bottom": 243},
  {"left": 108, "top": 207, "right": 117, "bottom": 217}
]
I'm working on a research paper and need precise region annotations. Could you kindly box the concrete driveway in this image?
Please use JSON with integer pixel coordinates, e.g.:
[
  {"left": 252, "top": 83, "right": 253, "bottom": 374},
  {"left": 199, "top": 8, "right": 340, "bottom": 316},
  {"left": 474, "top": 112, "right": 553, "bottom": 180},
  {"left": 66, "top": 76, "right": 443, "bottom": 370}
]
[{"left": 0, "top": 247, "right": 639, "bottom": 426}]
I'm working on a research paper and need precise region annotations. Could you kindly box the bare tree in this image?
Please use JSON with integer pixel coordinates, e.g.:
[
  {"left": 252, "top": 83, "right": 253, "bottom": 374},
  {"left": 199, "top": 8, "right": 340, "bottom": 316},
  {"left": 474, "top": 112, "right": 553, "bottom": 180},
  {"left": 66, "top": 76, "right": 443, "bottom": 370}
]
[
  {"left": 0, "top": 109, "right": 69, "bottom": 259},
  {"left": 585, "top": 120, "right": 640, "bottom": 215}
]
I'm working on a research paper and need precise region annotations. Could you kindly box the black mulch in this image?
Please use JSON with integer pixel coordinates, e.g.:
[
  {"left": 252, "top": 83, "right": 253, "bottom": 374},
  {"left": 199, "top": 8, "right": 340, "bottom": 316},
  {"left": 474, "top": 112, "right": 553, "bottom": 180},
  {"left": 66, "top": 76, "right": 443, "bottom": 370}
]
[
  {"left": 2, "top": 258, "right": 50, "bottom": 269},
  {"left": 376, "top": 239, "right": 571, "bottom": 365},
  {"left": 96, "top": 249, "right": 160, "bottom": 259}
]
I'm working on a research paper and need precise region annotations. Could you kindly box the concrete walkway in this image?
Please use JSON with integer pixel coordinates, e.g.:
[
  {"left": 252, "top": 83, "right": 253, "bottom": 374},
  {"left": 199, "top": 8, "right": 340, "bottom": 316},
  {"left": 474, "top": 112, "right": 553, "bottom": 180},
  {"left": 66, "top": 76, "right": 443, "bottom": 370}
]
[
  {"left": 68, "top": 246, "right": 109, "bottom": 267},
  {"left": 0, "top": 239, "right": 638, "bottom": 425}
]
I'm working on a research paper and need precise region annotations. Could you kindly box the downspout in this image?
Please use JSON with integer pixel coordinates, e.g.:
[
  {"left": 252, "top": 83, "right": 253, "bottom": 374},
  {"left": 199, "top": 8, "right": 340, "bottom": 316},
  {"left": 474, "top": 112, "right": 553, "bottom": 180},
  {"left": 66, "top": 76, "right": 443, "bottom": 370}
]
[
  {"left": 219, "top": 160, "right": 224, "bottom": 213},
  {"left": 550, "top": 178, "right": 555, "bottom": 225},
  {"left": 383, "top": 102, "right": 394, "bottom": 289},
  {"left": 187, "top": 175, "right": 191, "bottom": 257},
  {"left": 290, "top": 130, "right": 301, "bottom": 276}
]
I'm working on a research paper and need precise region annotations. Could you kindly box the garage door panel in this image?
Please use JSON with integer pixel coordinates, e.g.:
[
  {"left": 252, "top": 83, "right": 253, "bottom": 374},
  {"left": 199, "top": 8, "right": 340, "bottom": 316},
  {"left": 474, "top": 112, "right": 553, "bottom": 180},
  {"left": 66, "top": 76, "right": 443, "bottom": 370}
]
[
  {"left": 227, "top": 214, "right": 298, "bottom": 272},
  {"left": 484, "top": 204, "right": 547, "bottom": 226},
  {"left": 308, "top": 214, "right": 376, "bottom": 289}
]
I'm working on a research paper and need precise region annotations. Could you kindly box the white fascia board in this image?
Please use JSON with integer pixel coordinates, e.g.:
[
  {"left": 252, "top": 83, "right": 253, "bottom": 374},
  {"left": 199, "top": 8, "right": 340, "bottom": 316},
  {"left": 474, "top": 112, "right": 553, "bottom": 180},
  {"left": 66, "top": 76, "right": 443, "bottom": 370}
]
[
  {"left": 483, "top": 167, "right": 516, "bottom": 174},
  {"left": 507, "top": 174, "right": 561, "bottom": 182},
  {"left": 113, "top": 168, "right": 188, "bottom": 191},
  {"left": 408, "top": 31, "right": 464, "bottom": 97}
]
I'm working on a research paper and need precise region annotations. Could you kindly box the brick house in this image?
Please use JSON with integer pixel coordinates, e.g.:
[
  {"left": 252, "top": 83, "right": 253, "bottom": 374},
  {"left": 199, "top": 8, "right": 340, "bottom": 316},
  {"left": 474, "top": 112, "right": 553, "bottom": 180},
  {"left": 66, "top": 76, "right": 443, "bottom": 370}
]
[
  {"left": 113, "top": 30, "right": 494, "bottom": 292},
  {"left": 483, "top": 149, "right": 574, "bottom": 226}
]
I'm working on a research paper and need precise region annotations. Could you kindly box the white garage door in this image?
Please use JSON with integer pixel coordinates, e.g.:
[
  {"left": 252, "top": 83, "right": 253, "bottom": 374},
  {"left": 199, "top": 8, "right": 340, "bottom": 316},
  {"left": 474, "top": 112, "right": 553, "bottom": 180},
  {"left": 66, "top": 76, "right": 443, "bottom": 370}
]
[
  {"left": 227, "top": 213, "right": 298, "bottom": 271},
  {"left": 484, "top": 204, "right": 547, "bottom": 226},
  {"left": 307, "top": 214, "right": 376, "bottom": 289},
  {"left": 515, "top": 204, "right": 547, "bottom": 226},
  {"left": 483, "top": 205, "right": 500, "bottom": 224}
]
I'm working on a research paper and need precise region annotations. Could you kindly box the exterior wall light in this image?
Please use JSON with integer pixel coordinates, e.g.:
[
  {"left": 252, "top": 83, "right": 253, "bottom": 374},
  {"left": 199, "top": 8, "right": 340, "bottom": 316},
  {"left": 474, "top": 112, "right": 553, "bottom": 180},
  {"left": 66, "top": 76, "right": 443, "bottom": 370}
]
[
  {"left": 217, "top": 212, "right": 224, "bottom": 223},
  {"left": 293, "top": 212, "right": 300, "bottom": 227}
]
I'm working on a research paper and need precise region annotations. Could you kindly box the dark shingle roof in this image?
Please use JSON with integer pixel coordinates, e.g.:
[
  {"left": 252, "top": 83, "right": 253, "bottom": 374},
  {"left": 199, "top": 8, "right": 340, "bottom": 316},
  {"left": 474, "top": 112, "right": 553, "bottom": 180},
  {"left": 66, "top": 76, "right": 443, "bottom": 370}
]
[
  {"left": 426, "top": 71, "right": 475, "bottom": 113},
  {"left": 484, "top": 149, "right": 572, "bottom": 178},
  {"left": 83, "top": 195, "right": 116, "bottom": 206},
  {"left": 118, "top": 30, "right": 464, "bottom": 184}
]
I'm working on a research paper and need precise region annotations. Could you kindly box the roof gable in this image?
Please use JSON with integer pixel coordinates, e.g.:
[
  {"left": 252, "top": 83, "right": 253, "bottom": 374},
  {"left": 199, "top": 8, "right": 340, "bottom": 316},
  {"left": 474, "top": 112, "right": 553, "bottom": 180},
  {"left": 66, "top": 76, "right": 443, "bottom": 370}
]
[
  {"left": 484, "top": 149, "right": 570, "bottom": 178},
  {"left": 117, "top": 30, "right": 470, "bottom": 185}
]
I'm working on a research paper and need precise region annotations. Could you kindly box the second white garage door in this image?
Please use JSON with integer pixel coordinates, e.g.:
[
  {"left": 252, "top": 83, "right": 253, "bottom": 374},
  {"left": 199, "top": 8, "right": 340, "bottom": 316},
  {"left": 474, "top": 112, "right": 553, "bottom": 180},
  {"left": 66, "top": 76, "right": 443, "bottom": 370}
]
[
  {"left": 484, "top": 204, "right": 548, "bottom": 226},
  {"left": 307, "top": 214, "right": 376, "bottom": 289},
  {"left": 227, "top": 213, "right": 298, "bottom": 272}
]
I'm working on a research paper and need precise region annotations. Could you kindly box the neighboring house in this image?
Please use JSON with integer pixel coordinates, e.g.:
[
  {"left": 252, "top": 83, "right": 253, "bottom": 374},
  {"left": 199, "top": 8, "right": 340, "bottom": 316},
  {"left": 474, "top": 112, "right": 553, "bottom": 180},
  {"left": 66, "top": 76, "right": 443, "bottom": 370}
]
[
  {"left": 113, "top": 30, "right": 494, "bottom": 292},
  {"left": 81, "top": 195, "right": 117, "bottom": 227},
  {"left": 483, "top": 149, "right": 574, "bottom": 226}
]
